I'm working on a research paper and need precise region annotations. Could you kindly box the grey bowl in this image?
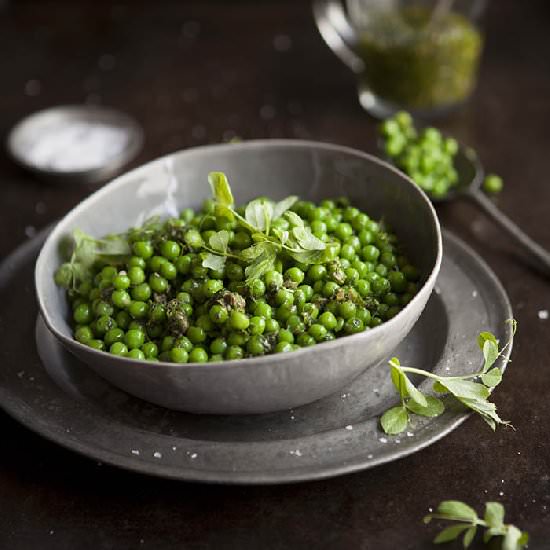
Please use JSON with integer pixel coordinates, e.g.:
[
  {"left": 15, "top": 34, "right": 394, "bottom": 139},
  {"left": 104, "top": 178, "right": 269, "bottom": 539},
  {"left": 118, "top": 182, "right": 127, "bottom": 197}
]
[{"left": 35, "top": 140, "right": 442, "bottom": 414}]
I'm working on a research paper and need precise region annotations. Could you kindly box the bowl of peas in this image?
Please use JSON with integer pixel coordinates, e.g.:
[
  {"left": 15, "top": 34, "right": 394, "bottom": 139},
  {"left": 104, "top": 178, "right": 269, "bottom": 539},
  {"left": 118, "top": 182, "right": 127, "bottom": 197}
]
[{"left": 35, "top": 140, "right": 442, "bottom": 414}]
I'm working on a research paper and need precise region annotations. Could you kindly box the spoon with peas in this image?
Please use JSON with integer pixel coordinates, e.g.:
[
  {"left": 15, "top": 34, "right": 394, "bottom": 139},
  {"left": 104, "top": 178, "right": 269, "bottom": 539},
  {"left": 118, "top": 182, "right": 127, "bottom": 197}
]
[{"left": 380, "top": 113, "right": 550, "bottom": 275}]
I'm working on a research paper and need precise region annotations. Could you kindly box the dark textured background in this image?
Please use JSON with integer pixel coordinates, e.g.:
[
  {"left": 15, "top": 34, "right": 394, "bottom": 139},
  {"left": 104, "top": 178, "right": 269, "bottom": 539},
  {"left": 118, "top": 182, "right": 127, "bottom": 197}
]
[{"left": 1, "top": 1, "right": 549, "bottom": 548}]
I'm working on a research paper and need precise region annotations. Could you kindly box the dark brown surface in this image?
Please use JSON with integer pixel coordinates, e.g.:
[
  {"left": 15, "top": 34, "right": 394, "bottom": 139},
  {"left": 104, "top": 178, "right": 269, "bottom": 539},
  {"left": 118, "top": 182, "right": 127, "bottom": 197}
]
[{"left": 1, "top": 1, "right": 549, "bottom": 549}]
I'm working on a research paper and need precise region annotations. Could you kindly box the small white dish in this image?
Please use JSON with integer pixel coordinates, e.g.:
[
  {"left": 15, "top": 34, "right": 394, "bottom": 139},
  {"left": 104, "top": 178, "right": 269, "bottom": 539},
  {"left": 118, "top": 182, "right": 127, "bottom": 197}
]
[{"left": 7, "top": 105, "right": 143, "bottom": 184}]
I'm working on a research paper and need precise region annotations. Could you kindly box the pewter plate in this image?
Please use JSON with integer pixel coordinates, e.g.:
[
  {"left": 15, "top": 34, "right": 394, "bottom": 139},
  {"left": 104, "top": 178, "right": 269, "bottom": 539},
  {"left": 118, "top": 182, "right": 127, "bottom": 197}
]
[{"left": 0, "top": 229, "right": 512, "bottom": 484}]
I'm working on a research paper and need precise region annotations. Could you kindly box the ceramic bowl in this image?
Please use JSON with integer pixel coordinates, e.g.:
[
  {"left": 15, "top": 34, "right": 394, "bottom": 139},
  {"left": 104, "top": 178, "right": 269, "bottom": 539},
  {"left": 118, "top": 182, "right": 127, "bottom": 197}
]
[{"left": 35, "top": 140, "right": 442, "bottom": 414}]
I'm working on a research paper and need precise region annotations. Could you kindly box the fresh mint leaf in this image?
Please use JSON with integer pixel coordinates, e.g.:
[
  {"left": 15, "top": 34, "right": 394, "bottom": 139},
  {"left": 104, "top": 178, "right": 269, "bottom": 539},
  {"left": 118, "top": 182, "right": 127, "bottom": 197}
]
[
  {"left": 477, "top": 331, "right": 498, "bottom": 351},
  {"left": 380, "top": 406, "right": 408, "bottom": 435},
  {"left": 503, "top": 526, "right": 526, "bottom": 550},
  {"left": 482, "top": 339, "right": 499, "bottom": 373},
  {"left": 272, "top": 196, "right": 298, "bottom": 219},
  {"left": 244, "top": 245, "right": 277, "bottom": 282},
  {"left": 438, "top": 379, "right": 490, "bottom": 401},
  {"left": 287, "top": 249, "right": 325, "bottom": 265},
  {"left": 402, "top": 374, "right": 427, "bottom": 408},
  {"left": 425, "top": 499, "right": 528, "bottom": 550},
  {"left": 202, "top": 253, "right": 226, "bottom": 272},
  {"left": 481, "top": 368, "right": 503, "bottom": 388},
  {"left": 463, "top": 525, "right": 477, "bottom": 548},
  {"left": 433, "top": 524, "right": 470, "bottom": 543},
  {"left": 240, "top": 242, "right": 274, "bottom": 262},
  {"left": 209, "top": 230, "right": 230, "bottom": 253},
  {"left": 436, "top": 501, "right": 478, "bottom": 522},
  {"left": 457, "top": 397, "right": 509, "bottom": 430},
  {"left": 272, "top": 228, "right": 289, "bottom": 246},
  {"left": 284, "top": 210, "right": 304, "bottom": 227},
  {"left": 98, "top": 235, "right": 131, "bottom": 257},
  {"left": 390, "top": 363, "right": 408, "bottom": 399},
  {"left": 245, "top": 199, "right": 274, "bottom": 233},
  {"left": 484, "top": 502, "right": 505, "bottom": 528},
  {"left": 406, "top": 395, "right": 444, "bottom": 417},
  {"left": 291, "top": 226, "right": 326, "bottom": 251},
  {"left": 208, "top": 172, "right": 234, "bottom": 208}
]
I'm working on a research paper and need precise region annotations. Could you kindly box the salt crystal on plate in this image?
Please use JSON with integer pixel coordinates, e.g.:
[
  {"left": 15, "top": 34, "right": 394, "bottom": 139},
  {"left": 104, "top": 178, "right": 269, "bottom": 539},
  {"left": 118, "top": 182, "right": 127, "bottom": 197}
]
[
  {"left": 538, "top": 310, "right": 549, "bottom": 320},
  {"left": 153, "top": 451, "right": 162, "bottom": 459}
]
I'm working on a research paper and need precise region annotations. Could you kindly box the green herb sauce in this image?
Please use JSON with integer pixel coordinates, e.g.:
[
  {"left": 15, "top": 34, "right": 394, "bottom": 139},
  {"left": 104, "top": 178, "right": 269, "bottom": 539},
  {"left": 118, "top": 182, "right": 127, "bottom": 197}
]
[{"left": 357, "top": 7, "right": 483, "bottom": 110}]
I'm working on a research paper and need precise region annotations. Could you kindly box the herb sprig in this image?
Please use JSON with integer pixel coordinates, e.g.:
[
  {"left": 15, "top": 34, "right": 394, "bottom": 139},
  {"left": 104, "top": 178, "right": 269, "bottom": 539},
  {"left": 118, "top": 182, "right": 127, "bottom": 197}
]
[
  {"left": 54, "top": 229, "right": 130, "bottom": 290},
  {"left": 424, "top": 500, "right": 528, "bottom": 549},
  {"left": 381, "top": 320, "right": 516, "bottom": 435},
  {"left": 204, "top": 172, "right": 331, "bottom": 282}
]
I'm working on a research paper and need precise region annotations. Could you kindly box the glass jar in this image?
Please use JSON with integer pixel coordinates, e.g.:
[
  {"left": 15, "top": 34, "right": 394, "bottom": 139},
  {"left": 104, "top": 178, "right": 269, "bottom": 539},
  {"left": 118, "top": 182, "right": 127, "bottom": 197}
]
[{"left": 313, "top": 0, "right": 487, "bottom": 119}]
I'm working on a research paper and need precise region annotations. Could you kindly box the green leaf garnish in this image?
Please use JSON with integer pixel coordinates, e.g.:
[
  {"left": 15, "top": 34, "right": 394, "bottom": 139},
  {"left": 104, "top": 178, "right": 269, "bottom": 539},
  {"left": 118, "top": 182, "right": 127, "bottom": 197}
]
[
  {"left": 201, "top": 252, "right": 226, "bottom": 272},
  {"left": 405, "top": 395, "right": 444, "bottom": 417},
  {"left": 381, "top": 322, "right": 516, "bottom": 436},
  {"left": 204, "top": 172, "right": 327, "bottom": 279},
  {"left": 208, "top": 172, "right": 234, "bottom": 209},
  {"left": 208, "top": 230, "right": 230, "bottom": 254},
  {"left": 245, "top": 199, "right": 273, "bottom": 233},
  {"left": 424, "top": 500, "right": 528, "bottom": 549},
  {"left": 272, "top": 196, "right": 298, "bottom": 219},
  {"left": 380, "top": 406, "right": 408, "bottom": 435},
  {"left": 53, "top": 229, "right": 131, "bottom": 289}
]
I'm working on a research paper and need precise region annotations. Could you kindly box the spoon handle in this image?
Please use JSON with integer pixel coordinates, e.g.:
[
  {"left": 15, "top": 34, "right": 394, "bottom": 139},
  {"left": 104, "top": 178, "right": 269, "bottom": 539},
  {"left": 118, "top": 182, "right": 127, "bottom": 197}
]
[{"left": 467, "top": 189, "right": 550, "bottom": 274}]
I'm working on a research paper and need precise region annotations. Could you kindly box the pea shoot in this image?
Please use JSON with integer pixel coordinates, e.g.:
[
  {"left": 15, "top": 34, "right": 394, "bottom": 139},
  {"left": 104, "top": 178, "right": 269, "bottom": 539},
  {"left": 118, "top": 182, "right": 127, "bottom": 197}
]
[
  {"left": 54, "top": 172, "right": 421, "bottom": 363},
  {"left": 424, "top": 500, "right": 528, "bottom": 549},
  {"left": 380, "top": 320, "right": 516, "bottom": 435}
]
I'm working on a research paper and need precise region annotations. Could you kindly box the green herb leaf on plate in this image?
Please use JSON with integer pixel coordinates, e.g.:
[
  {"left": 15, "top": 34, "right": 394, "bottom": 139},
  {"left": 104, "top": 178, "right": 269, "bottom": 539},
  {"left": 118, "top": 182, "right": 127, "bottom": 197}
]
[{"left": 380, "top": 406, "right": 408, "bottom": 435}]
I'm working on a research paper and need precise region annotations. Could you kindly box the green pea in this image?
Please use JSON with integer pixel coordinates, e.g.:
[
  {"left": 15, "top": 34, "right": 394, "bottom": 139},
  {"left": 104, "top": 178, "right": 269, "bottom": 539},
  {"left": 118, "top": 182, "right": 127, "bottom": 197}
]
[
  {"left": 160, "top": 240, "right": 181, "bottom": 260},
  {"left": 170, "top": 348, "right": 189, "bottom": 363},
  {"left": 225, "top": 345, "right": 244, "bottom": 360},
  {"left": 125, "top": 329, "right": 145, "bottom": 350},
  {"left": 128, "top": 266, "right": 145, "bottom": 285},
  {"left": 73, "top": 303, "right": 93, "bottom": 325},
  {"left": 483, "top": 174, "right": 503, "bottom": 194},
  {"left": 133, "top": 241, "right": 154, "bottom": 259},
  {"left": 189, "top": 347, "right": 208, "bottom": 363},
  {"left": 187, "top": 326, "right": 206, "bottom": 344},
  {"left": 110, "top": 342, "right": 128, "bottom": 356}
]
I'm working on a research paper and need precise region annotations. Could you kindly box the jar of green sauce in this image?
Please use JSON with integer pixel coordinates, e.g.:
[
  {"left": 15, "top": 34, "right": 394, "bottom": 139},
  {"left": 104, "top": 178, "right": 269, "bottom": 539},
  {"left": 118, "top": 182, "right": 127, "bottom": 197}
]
[{"left": 313, "top": 0, "right": 486, "bottom": 118}]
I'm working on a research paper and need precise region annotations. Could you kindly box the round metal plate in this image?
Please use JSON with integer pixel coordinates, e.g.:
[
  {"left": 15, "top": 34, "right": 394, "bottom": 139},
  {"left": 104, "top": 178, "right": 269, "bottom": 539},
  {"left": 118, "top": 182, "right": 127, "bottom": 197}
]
[{"left": 0, "top": 229, "right": 512, "bottom": 484}]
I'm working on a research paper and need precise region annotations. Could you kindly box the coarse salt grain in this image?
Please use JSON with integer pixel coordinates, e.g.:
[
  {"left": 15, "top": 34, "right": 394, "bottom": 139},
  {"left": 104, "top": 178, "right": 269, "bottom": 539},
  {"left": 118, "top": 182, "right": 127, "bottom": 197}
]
[
  {"left": 24, "top": 121, "right": 129, "bottom": 172},
  {"left": 131, "top": 450, "right": 140, "bottom": 455},
  {"left": 538, "top": 310, "right": 549, "bottom": 320},
  {"left": 345, "top": 425, "right": 353, "bottom": 430},
  {"left": 153, "top": 451, "right": 162, "bottom": 459}
]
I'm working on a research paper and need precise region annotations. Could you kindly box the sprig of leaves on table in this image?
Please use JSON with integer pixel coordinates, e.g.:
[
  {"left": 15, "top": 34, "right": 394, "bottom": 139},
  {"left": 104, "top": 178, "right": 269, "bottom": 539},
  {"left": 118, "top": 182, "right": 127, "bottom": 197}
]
[
  {"left": 54, "top": 229, "right": 130, "bottom": 289},
  {"left": 424, "top": 500, "right": 528, "bottom": 549},
  {"left": 203, "top": 172, "right": 331, "bottom": 282},
  {"left": 380, "top": 320, "right": 516, "bottom": 435}
]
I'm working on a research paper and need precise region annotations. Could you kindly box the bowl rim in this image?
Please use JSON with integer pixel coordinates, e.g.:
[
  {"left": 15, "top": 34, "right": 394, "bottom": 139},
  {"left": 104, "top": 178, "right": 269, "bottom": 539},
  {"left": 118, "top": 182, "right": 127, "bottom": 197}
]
[{"left": 35, "top": 138, "right": 442, "bottom": 371}]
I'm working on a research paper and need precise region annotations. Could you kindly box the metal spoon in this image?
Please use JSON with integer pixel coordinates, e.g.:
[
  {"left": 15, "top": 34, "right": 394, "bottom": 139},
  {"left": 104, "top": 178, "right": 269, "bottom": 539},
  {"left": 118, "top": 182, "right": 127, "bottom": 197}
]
[{"left": 427, "top": 145, "right": 550, "bottom": 274}]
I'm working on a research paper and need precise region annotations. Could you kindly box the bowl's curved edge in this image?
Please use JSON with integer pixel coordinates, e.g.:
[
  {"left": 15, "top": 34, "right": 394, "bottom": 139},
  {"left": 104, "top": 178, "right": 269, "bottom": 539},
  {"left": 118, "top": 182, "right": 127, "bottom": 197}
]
[{"left": 34, "top": 139, "right": 442, "bottom": 375}]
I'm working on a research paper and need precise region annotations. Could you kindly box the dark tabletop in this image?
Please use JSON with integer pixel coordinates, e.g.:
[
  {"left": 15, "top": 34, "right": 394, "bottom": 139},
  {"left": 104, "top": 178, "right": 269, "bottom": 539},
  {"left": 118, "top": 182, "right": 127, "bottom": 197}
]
[{"left": 1, "top": 1, "right": 550, "bottom": 549}]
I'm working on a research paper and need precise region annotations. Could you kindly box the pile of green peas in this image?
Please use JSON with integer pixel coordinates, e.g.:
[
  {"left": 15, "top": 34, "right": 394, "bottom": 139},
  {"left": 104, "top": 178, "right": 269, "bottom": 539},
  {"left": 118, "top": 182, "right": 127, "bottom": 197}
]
[
  {"left": 380, "top": 111, "right": 460, "bottom": 198},
  {"left": 65, "top": 197, "right": 420, "bottom": 363}
]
